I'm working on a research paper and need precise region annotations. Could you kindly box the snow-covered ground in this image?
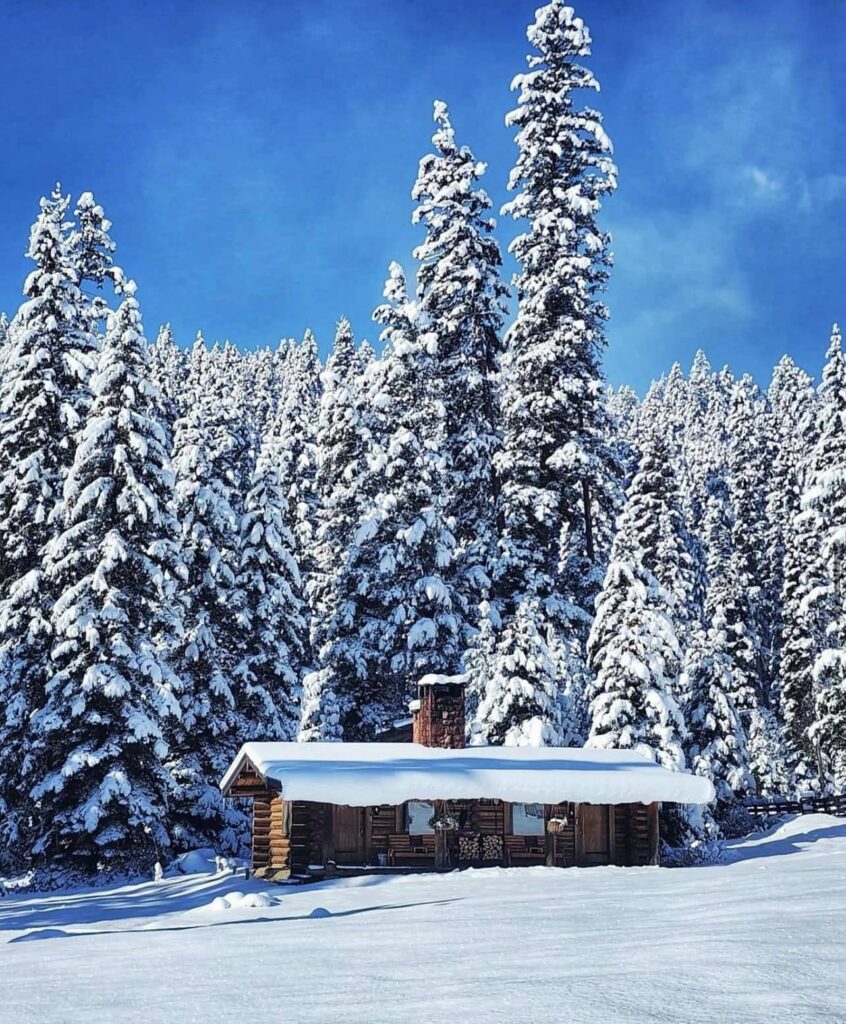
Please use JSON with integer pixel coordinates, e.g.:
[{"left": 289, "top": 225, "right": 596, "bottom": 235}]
[{"left": 1, "top": 814, "right": 844, "bottom": 1024}]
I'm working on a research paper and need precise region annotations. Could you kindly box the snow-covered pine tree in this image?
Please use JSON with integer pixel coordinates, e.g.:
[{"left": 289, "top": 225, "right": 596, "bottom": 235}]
[
  {"left": 205, "top": 340, "right": 255, "bottom": 517},
  {"left": 464, "top": 598, "right": 499, "bottom": 741},
  {"left": 634, "top": 398, "right": 697, "bottom": 648},
  {"left": 299, "top": 322, "right": 380, "bottom": 741},
  {"left": 764, "top": 357, "right": 820, "bottom": 785},
  {"left": 167, "top": 347, "right": 250, "bottom": 853},
  {"left": 71, "top": 191, "right": 121, "bottom": 338},
  {"left": 306, "top": 319, "right": 370, "bottom": 672},
  {"left": 683, "top": 482, "right": 756, "bottom": 819},
  {"left": 235, "top": 420, "right": 307, "bottom": 744},
  {"left": 148, "top": 324, "right": 186, "bottom": 448},
  {"left": 246, "top": 345, "right": 282, "bottom": 445},
  {"left": 680, "top": 351, "right": 727, "bottom": 530},
  {"left": 704, "top": 478, "right": 760, "bottom": 715},
  {"left": 307, "top": 265, "right": 461, "bottom": 738},
  {"left": 684, "top": 613, "right": 755, "bottom": 829},
  {"left": 725, "top": 375, "right": 770, "bottom": 700},
  {"left": 355, "top": 338, "right": 376, "bottom": 379},
  {"left": 0, "top": 310, "right": 10, "bottom": 376},
  {"left": 804, "top": 325, "right": 846, "bottom": 788},
  {"left": 276, "top": 330, "right": 322, "bottom": 602},
  {"left": 28, "top": 283, "right": 182, "bottom": 878},
  {"left": 779, "top": 500, "right": 829, "bottom": 788},
  {"left": 491, "top": 1, "right": 619, "bottom": 740},
  {"left": 606, "top": 383, "right": 640, "bottom": 482},
  {"left": 0, "top": 188, "right": 92, "bottom": 863},
  {"left": 586, "top": 428, "right": 686, "bottom": 772},
  {"left": 411, "top": 99, "right": 508, "bottom": 647},
  {"left": 474, "top": 593, "right": 563, "bottom": 746}
]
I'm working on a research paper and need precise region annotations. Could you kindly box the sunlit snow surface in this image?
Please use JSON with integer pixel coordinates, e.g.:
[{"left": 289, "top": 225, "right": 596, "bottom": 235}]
[{"left": 1, "top": 814, "right": 844, "bottom": 1024}]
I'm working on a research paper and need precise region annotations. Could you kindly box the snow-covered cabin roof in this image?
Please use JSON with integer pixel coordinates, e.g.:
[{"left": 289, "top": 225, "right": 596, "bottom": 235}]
[{"left": 221, "top": 742, "right": 714, "bottom": 806}]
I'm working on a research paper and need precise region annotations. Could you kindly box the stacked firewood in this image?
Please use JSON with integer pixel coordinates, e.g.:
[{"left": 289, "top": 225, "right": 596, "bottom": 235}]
[
  {"left": 458, "top": 834, "right": 481, "bottom": 861},
  {"left": 481, "top": 835, "right": 503, "bottom": 861}
]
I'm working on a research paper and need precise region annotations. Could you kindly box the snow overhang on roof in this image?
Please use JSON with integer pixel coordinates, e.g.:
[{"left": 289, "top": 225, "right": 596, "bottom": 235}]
[
  {"left": 417, "top": 672, "right": 469, "bottom": 687},
  {"left": 220, "top": 742, "right": 714, "bottom": 807}
]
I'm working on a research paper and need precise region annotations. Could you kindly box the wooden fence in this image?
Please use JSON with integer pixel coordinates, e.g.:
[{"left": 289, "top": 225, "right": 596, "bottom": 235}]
[{"left": 744, "top": 793, "right": 846, "bottom": 818}]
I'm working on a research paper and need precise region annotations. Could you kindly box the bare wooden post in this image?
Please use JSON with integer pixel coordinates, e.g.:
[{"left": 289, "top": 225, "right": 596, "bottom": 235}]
[
  {"left": 434, "top": 800, "right": 450, "bottom": 870},
  {"left": 322, "top": 803, "right": 336, "bottom": 873},
  {"left": 647, "top": 802, "right": 660, "bottom": 866}
]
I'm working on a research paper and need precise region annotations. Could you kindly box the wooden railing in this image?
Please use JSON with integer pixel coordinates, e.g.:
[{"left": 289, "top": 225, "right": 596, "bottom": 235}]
[{"left": 744, "top": 793, "right": 846, "bottom": 818}]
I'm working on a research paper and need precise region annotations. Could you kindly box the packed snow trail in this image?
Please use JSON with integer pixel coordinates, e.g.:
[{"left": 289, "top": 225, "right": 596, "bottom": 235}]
[{"left": 1, "top": 815, "right": 844, "bottom": 1024}]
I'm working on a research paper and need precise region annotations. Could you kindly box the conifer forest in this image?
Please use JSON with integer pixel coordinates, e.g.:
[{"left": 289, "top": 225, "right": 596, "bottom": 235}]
[{"left": 0, "top": 0, "right": 843, "bottom": 885}]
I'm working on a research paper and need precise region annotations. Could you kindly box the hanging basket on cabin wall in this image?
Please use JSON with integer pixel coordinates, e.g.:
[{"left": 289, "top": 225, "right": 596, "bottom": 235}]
[
  {"left": 546, "top": 816, "right": 569, "bottom": 834},
  {"left": 429, "top": 809, "right": 461, "bottom": 833}
]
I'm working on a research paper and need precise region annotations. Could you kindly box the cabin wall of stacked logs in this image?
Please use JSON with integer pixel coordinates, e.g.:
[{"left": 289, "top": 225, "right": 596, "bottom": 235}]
[{"left": 242, "top": 792, "right": 660, "bottom": 877}]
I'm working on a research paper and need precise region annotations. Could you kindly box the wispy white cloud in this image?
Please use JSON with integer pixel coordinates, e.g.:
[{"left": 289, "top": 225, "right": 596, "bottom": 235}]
[{"left": 741, "top": 165, "right": 785, "bottom": 200}]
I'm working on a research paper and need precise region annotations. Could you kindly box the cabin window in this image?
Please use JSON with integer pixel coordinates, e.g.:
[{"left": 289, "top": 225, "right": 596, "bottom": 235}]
[
  {"left": 511, "top": 803, "right": 545, "bottom": 836},
  {"left": 406, "top": 800, "right": 435, "bottom": 835}
]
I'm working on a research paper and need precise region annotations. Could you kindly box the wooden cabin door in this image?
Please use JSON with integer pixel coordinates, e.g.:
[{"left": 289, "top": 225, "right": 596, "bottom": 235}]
[
  {"left": 577, "top": 805, "right": 611, "bottom": 866},
  {"left": 333, "top": 806, "right": 365, "bottom": 864}
]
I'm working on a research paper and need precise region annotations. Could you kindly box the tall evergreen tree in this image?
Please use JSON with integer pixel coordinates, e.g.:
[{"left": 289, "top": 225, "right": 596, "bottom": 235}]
[
  {"left": 148, "top": 323, "right": 185, "bottom": 447},
  {"left": 474, "top": 593, "right": 563, "bottom": 746},
  {"left": 684, "top": 485, "right": 756, "bottom": 819},
  {"left": 28, "top": 284, "right": 182, "bottom": 877},
  {"left": 586, "top": 430, "right": 686, "bottom": 771},
  {"left": 805, "top": 325, "right": 846, "bottom": 788},
  {"left": 766, "top": 357, "right": 820, "bottom": 784},
  {"left": 306, "top": 319, "right": 371, "bottom": 687},
  {"left": 276, "top": 330, "right": 322, "bottom": 596},
  {"left": 167, "top": 358, "right": 248, "bottom": 853},
  {"left": 0, "top": 188, "right": 92, "bottom": 861},
  {"left": 412, "top": 100, "right": 508, "bottom": 642},
  {"left": 235, "top": 423, "right": 307, "bottom": 743},
  {"left": 306, "top": 266, "right": 461, "bottom": 738},
  {"left": 725, "top": 376, "right": 770, "bottom": 700},
  {"left": 71, "top": 191, "right": 121, "bottom": 336},
  {"left": 300, "top": 323, "right": 378, "bottom": 741},
  {"left": 490, "top": 1, "right": 619, "bottom": 740}
]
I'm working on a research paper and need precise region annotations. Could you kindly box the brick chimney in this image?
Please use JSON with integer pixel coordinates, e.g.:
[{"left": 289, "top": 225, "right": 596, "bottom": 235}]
[{"left": 411, "top": 674, "right": 467, "bottom": 749}]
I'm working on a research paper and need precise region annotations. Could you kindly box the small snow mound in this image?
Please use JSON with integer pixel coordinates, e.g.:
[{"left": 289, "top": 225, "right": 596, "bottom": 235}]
[
  {"left": 240, "top": 892, "right": 273, "bottom": 909},
  {"left": 173, "top": 848, "right": 217, "bottom": 875},
  {"left": 308, "top": 906, "right": 331, "bottom": 919},
  {"left": 205, "top": 890, "right": 274, "bottom": 912}
]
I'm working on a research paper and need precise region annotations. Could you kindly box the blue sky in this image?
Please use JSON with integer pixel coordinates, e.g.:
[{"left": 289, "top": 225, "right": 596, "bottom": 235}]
[{"left": 0, "top": 0, "right": 843, "bottom": 392}]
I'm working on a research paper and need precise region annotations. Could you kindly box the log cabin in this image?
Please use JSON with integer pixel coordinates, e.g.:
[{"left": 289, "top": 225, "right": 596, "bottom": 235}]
[{"left": 220, "top": 676, "right": 714, "bottom": 880}]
